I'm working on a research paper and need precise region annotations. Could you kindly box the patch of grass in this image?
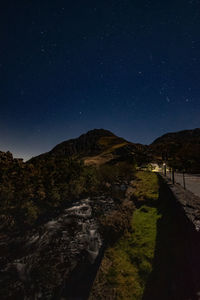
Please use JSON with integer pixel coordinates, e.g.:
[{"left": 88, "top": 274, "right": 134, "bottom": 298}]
[
  {"left": 84, "top": 153, "right": 114, "bottom": 166},
  {"left": 132, "top": 171, "right": 159, "bottom": 202},
  {"left": 98, "top": 136, "right": 126, "bottom": 148},
  {"left": 84, "top": 140, "right": 128, "bottom": 166},
  {"left": 90, "top": 171, "right": 161, "bottom": 300}
]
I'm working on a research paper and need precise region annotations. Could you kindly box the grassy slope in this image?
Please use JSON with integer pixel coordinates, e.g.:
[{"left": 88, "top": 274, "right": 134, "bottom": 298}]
[
  {"left": 84, "top": 136, "right": 128, "bottom": 166},
  {"left": 89, "top": 171, "right": 161, "bottom": 299}
]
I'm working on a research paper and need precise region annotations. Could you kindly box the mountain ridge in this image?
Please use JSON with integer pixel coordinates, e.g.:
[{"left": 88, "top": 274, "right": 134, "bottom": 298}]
[
  {"left": 28, "top": 128, "right": 147, "bottom": 166},
  {"left": 151, "top": 128, "right": 200, "bottom": 145},
  {"left": 149, "top": 128, "right": 200, "bottom": 172},
  {"left": 1, "top": 127, "right": 200, "bottom": 171}
]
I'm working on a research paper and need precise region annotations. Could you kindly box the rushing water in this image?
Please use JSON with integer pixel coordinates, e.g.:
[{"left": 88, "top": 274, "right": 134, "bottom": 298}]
[{"left": 1, "top": 196, "right": 116, "bottom": 299}]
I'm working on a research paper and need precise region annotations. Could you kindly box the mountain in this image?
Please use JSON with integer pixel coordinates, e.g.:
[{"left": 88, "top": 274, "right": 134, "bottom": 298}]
[
  {"left": 2, "top": 127, "right": 200, "bottom": 172},
  {"left": 1, "top": 128, "right": 200, "bottom": 299},
  {"left": 29, "top": 129, "right": 148, "bottom": 166},
  {"left": 150, "top": 128, "right": 200, "bottom": 172},
  {"left": 152, "top": 128, "right": 200, "bottom": 145}
]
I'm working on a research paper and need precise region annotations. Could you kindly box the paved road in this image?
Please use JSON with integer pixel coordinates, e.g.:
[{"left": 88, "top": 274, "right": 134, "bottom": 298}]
[{"left": 165, "top": 172, "right": 200, "bottom": 198}]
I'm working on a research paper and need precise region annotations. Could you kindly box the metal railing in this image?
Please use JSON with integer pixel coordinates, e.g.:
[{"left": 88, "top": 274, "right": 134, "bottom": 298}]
[{"left": 161, "top": 166, "right": 200, "bottom": 197}]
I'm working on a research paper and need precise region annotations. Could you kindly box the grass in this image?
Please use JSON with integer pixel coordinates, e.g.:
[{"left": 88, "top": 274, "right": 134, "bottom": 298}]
[
  {"left": 98, "top": 136, "right": 127, "bottom": 148},
  {"left": 131, "top": 171, "right": 159, "bottom": 202},
  {"left": 90, "top": 171, "right": 161, "bottom": 299},
  {"left": 84, "top": 139, "right": 128, "bottom": 166}
]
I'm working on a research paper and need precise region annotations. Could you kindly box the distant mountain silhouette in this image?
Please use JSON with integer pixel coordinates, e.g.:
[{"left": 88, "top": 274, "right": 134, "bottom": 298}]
[
  {"left": 150, "top": 128, "right": 200, "bottom": 172},
  {"left": 1, "top": 128, "right": 199, "bottom": 172},
  {"left": 29, "top": 128, "right": 148, "bottom": 166},
  {"left": 27, "top": 127, "right": 200, "bottom": 172},
  {"left": 152, "top": 128, "right": 200, "bottom": 145}
]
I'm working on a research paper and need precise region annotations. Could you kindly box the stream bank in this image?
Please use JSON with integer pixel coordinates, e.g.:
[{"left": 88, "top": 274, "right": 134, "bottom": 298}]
[{"left": 89, "top": 171, "right": 160, "bottom": 299}]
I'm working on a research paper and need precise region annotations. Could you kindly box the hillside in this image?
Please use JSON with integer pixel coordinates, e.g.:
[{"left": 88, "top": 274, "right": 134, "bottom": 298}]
[
  {"left": 150, "top": 128, "right": 200, "bottom": 173},
  {"left": 29, "top": 129, "right": 148, "bottom": 166}
]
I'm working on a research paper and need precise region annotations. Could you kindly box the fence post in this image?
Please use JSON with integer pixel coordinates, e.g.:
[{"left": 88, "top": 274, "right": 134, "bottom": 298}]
[
  {"left": 163, "top": 163, "right": 166, "bottom": 176},
  {"left": 172, "top": 169, "right": 175, "bottom": 184},
  {"left": 183, "top": 172, "right": 186, "bottom": 189}
]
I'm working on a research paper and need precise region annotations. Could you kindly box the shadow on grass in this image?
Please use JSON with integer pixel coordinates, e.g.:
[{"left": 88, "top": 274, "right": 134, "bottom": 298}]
[{"left": 143, "top": 175, "right": 200, "bottom": 300}]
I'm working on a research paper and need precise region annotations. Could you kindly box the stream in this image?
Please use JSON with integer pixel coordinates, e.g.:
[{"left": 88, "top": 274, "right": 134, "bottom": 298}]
[{"left": 0, "top": 196, "right": 117, "bottom": 299}]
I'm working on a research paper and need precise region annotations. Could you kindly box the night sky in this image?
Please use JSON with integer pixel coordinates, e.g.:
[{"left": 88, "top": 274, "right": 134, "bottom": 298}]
[{"left": 1, "top": 0, "right": 200, "bottom": 160}]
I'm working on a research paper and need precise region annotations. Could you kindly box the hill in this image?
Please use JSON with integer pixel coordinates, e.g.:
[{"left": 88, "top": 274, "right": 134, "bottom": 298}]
[
  {"left": 150, "top": 128, "right": 200, "bottom": 172},
  {"left": 29, "top": 129, "right": 148, "bottom": 166}
]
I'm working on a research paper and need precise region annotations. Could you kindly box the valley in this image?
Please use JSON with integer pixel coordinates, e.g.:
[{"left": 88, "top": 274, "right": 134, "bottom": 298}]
[{"left": 0, "top": 128, "right": 200, "bottom": 299}]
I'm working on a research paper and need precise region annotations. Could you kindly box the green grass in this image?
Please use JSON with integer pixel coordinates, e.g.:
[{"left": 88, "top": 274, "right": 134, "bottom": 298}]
[
  {"left": 132, "top": 171, "right": 159, "bottom": 202},
  {"left": 90, "top": 171, "right": 161, "bottom": 299},
  {"left": 98, "top": 136, "right": 126, "bottom": 148}
]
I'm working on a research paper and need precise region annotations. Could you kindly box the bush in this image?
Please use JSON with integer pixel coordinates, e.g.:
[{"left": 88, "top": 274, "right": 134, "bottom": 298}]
[{"left": 99, "top": 200, "right": 134, "bottom": 244}]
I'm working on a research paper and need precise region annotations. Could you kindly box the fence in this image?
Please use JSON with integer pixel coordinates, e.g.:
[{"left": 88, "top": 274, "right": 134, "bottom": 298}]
[{"left": 161, "top": 168, "right": 200, "bottom": 198}]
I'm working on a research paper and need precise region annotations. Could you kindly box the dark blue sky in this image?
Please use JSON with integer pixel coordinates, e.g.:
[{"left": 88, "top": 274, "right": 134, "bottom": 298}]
[{"left": 1, "top": 0, "right": 200, "bottom": 159}]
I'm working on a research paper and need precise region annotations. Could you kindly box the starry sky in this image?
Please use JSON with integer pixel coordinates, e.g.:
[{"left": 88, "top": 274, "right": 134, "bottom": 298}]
[{"left": 1, "top": 0, "right": 200, "bottom": 160}]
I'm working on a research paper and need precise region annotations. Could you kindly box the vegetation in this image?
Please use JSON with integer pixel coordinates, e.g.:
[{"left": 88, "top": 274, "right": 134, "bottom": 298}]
[
  {"left": 90, "top": 171, "right": 161, "bottom": 300},
  {"left": 0, "top": 154, "right": 100, "bottom": 231},
  {"left": 0, "top": 150, "right": 137, "bottom": 233}
]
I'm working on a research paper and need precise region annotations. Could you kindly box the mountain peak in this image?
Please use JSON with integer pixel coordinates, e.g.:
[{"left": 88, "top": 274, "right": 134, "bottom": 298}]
[
  {"left": 49, "top": 128, "right": 120, "bottom": 157},
  {"left": 84, "top": 128, "right": 115, "bottom": 137}
]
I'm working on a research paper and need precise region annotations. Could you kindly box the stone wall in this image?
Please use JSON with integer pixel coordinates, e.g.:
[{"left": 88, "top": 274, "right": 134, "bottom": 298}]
[{"left": 143, "top": 175, "right": 200, "bottom": 300}]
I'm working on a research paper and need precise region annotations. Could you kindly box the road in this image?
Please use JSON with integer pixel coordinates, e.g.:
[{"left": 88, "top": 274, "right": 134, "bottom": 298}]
[{"left": 165, "top": 172, "right": 200, "bottom": 197}]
